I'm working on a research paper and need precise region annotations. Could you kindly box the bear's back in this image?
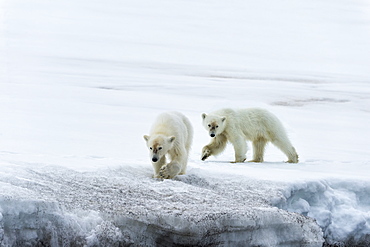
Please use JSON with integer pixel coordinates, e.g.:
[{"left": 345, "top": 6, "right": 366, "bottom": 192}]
[{"left": 151, "top": 111, "right": 193, "bottom": 145}]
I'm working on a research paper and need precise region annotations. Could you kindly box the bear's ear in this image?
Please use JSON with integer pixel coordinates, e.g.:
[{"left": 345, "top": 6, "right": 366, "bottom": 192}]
[
  {"left": 143, "top": 135, "right": 150, "bottom": 142},
  {"left": 169, "top": 136, "right": 176, "bottom": 143},
  {"left": 221, "top": 117, "right": 226, "bottom": 122},
  {"left": 202, "top": 113, "right": 207, "bottom": 119}
]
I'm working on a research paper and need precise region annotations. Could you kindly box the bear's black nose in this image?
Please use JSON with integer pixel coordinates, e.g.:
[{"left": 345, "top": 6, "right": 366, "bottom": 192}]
[
  {"left": 152, "top": 157, "right": 158, "bottom": 162},
  {"left": 210, "top": 133, "right": 215, "bottom": 137}
]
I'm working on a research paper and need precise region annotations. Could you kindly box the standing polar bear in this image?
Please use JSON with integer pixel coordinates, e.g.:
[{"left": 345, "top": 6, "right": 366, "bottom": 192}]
[
  {"left": 144, "top": 112, "right": 193, "bottom": 179},
  {"left": 201, "top": 108, "right": 298, "bottom": 163}
]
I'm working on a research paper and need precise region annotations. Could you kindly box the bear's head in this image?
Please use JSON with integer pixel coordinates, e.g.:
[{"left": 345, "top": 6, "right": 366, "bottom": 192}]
[
  {"left": 143, "top": 134, "right": 176, "bottom": 163},
  {"left": 201, "top": 113, "right": 226, "bottom": 138}
]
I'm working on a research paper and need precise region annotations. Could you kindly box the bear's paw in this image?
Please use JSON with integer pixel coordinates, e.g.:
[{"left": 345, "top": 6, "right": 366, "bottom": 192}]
[
  {"left": 159, "top": 165, "right": 172, "bottom": 179},
  {"left": 201, "top": 146, "right": 212, "bottom": 161}
]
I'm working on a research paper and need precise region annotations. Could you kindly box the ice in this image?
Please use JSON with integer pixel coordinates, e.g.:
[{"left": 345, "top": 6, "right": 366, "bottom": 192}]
[
  {"left": 1, "top": 0, "right": 370, "bottom": 246},
  {"left": 276, "top": 180, "right": 370, "bottom": 246},
  {"left": 0, "top": 164, "right": 324, "bottom": 246}
]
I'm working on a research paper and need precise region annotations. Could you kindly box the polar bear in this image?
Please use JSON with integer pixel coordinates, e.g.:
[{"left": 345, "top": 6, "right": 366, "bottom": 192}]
[
  {"left": 144, "top": 111, "right": 193, "bottom": 179},
  {"left": 201, "top": 108, "right": 298, "bottom": 163}
]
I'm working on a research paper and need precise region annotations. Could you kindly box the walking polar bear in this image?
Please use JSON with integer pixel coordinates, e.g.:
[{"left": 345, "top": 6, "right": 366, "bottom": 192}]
[
  {"left": 144, "top": 112, "right": 193, "bottom": 179},
  {"left": 201, "top": 108, "right": 298, "bottom": 163}
]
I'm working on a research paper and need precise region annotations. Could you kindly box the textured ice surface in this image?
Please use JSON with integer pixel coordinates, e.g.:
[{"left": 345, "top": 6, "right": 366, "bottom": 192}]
[
  {"left": 277, "top": 180, "right": 370, "bottom": 246},
  {"left": 0, "top": 164, "right": 323, "bottom": 246}
]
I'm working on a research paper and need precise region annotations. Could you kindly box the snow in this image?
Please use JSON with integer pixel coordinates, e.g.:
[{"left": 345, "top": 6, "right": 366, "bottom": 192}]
[{"left": 1, "top": 0, "right": 370, "bottom": 246}]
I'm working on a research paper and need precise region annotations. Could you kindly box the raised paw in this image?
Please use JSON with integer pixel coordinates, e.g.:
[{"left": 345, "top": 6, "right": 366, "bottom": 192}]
[
  {"left": 201, "top": 147, "right": 212, "bottom": 161},
  {"left": 159, "top": 165, "right": 171, "bottom": 179}
]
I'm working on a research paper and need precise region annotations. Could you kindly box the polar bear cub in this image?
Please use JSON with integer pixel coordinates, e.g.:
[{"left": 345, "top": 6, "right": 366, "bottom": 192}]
[
  {"left": 144, "top": 112, "right": 193, "bottom": 179},
  {"left": 201, "top": 108, "right": 298, "bottom": 163}
]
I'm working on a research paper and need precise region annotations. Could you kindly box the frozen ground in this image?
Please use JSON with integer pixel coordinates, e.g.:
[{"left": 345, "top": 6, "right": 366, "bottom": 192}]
[{"left": 1, "top": 0, "right": 370, "bottom": 246}]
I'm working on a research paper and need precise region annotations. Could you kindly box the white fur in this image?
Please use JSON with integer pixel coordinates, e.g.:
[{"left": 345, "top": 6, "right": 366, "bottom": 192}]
[
  {"left": 144, "top": 112, "right": 193, "bottom": 179},
  {"left": 201, "top": 108, "right": 298, "bottom": 163}
]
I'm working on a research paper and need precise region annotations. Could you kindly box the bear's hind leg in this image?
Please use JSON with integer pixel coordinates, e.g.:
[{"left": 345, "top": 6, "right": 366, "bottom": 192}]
[
  {"left": 285, "top": 146, "right": 299, "bottom": 163},
  {"left": 250, "top": 137, "right": 267, "bottom": 162},
  {"left": 272, "top": 137, "right": 299, "bottom": 163}
]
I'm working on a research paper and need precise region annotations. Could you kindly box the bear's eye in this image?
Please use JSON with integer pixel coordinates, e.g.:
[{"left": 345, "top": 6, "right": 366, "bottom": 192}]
[
  {"left": 208, "top": 124, "right": 211, "bottom": 127},
  {"left": 216, "top": 125, "right": 218, "bottom": 128},
  {"left": 150, "top": 147, "right": 152, "bottom": 150},
  {"left": 158, "top": 147, "right": 162, "bottom": 150}
]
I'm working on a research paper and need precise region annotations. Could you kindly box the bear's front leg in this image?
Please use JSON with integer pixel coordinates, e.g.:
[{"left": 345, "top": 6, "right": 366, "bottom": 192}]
[
  {"left": 159, "top": 162, "right": 182, "bottom": 179},
  {"left": 230, "top": 137, "right": 247, "bottom": 163},
  {"left": 152, "top": 156, "right": 166, "bottom": 178},
  {"left": 201, "top": 145, "right": 212, "bottom": 161},
  {"left": 201, "top": 134, "right": 227, "bottom": 161}
]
